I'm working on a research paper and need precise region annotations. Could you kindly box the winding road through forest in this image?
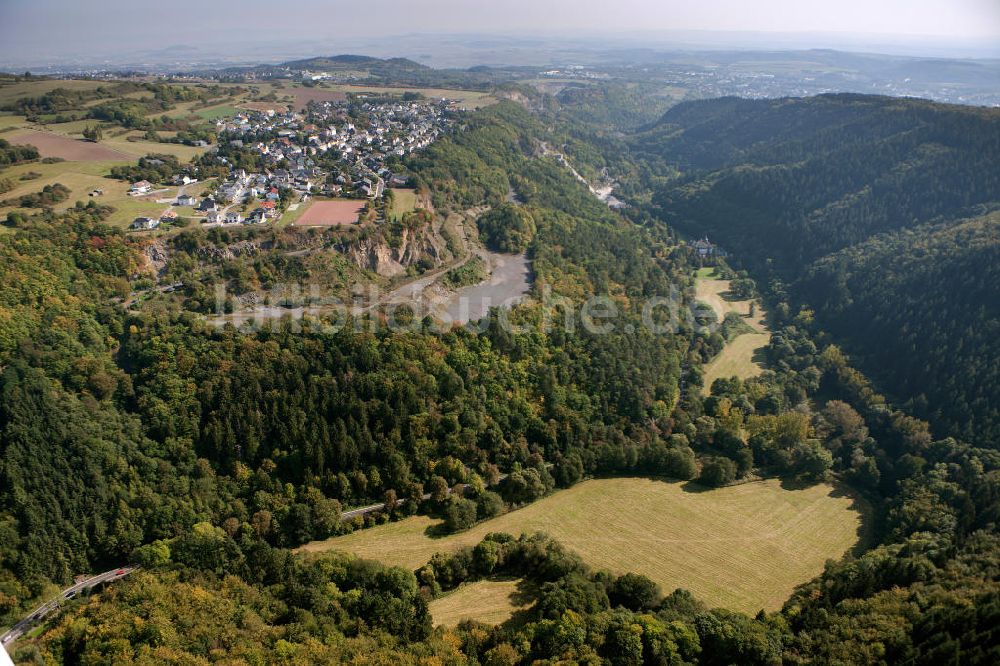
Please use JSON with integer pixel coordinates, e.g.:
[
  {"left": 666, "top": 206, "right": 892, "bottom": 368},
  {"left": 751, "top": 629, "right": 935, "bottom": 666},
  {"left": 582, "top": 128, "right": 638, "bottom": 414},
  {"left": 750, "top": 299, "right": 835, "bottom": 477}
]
[{"left": 1, "top": 567, "right": 137, "bottom": 649}]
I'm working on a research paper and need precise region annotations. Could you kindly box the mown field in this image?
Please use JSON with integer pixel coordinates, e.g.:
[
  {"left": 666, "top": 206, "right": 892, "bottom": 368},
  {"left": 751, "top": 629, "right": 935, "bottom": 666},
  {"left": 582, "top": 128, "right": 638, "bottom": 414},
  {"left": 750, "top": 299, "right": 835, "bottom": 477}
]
[
  {"left": 301, "top": 477, "right": 865, "bottom": 613},
  {"left": 5, "top": 130, "right": 131, "bottom": 161},
  {"left": 233, "top": 83, "right": 494, "bottom": 111},
  {"left": 99, "top": 133, "right": 208, "bottom": 160},
  {"left": 696, "top": 268, "right": 771, "bottom": 392},
  {"left": 193, "top": 104, "right": 239, "bottom": 120},
  {"left": 427, "top": 579, "right": 530, "bottom": 627},
  {"left": 389, "top": 188, "right": 418, "bottom": 217},
  {"left": 29, "top": 121, "right": 211, "bottom": 161},
  {"left": 0, "top": 114, "right": 27, "bottom": 131}
]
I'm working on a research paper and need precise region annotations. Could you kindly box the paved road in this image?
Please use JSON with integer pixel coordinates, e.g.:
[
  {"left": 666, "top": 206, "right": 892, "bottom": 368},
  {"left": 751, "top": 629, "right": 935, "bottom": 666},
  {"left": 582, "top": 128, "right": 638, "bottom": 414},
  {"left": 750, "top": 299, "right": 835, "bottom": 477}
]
[
  {"left": 340, "top": 490, "right": 435, "bottom": 521},
  {"left": 1, "top": 567, "right": 136, "bottom": 648},
  {"left": 339, "top": 468, "right": 532, "bottom": 522}
]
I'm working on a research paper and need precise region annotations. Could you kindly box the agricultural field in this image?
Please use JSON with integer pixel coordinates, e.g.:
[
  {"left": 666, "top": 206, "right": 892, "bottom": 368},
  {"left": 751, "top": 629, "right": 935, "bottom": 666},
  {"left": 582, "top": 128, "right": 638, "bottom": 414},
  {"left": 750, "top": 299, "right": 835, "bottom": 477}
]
[
  {"left": 427, "top": 579, "right": 530, "bottom": 627},
  {"left": 301, "top": 477, "right": 866, "bottom": 613},
  {"left": 696, "top": 268, "right": 771, "bottom": 392},
  {"left": 0, "top": 79, "right": 224, "bottom": 156},
  {"left": 28, "top": 118, "right": 98, "bottom": 136},
  {"left": 222, "top": 83, "right": 494, "bottom": 111},
  {"left": 151, "top": 97, "right": 241, "bottom": 122},
  {"left": 240, "top": 101, "right": 290, "bottom": 113},
  {"left": 327, "top": 84, "right": 495, "bottom": 108},
  {"left": 0, "top": 117, "right": 212, "bottom": 229},
  {"left": 98, "top": 133, "right": 208, "bottom": 160},
  {"left": 0, "top": 114, "right": 28, "bottom": 132},
  {"left": 286, "top": 88, "right": 349, "bottom": 108},
  {"left": 5, "top": 130, "right": 131, "bottom": 161},
  {"left": 31, "top": 123, "right": 211, "bottom": 160},
  {"left": 193, "top": 104, "right": 239, "bottom": 120},
  {"left": 0, "top": 78, "right": 108, "bottom": 106}
]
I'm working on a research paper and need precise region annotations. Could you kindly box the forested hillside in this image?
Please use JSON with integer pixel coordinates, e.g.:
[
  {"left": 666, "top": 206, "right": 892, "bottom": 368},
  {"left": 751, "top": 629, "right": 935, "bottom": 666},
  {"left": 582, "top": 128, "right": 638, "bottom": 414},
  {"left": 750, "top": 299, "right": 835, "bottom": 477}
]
[
  {"left": 0, "top": 102, "right": 690, "bottom": 616},
  {"left": 636, "top": 94, "right": 1000, "bottom": 446},
  {"left": 800, "top": 212, "right": 1000, "bottom": 445},
  {"left": 642, "top": 94, "right": 1000, "bottom": 265}
]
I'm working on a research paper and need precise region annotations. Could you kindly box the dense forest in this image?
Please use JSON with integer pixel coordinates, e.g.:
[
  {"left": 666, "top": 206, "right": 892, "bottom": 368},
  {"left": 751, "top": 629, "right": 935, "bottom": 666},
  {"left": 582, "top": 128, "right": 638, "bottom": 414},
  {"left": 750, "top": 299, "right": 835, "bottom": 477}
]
[
  {"left": 635, "top": 94, "right": 1000, "bottom": 447},
  {"left": 800, "top": 212, "right": 1000, "bottom": 446},
  {"left": 641, "top": 94, "right": 1000, "bottom": 265},
  {"left": 1, "top": 93, "right": 999, "bottom": 664}
]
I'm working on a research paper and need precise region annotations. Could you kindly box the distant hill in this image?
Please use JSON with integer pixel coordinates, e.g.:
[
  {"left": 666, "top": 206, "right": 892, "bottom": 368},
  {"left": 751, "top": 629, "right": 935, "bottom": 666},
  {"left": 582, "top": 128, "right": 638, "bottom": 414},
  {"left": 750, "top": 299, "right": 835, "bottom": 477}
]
[
  {"left": 280, "top": 54, "right": 430, "bottom": 74},
  {"left": 213, "top": 53, "right": 498, "bottom": 90},
  {"left": 634, "top": 94, "right": 1000, "bottom": 446}
]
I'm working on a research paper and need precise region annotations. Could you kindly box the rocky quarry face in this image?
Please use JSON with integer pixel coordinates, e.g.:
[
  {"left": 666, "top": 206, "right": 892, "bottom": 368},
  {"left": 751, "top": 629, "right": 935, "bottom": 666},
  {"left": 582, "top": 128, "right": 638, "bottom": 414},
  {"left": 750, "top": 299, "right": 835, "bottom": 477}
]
[{"left": 342, "top": 225, "right": 451, "bottom": 277}]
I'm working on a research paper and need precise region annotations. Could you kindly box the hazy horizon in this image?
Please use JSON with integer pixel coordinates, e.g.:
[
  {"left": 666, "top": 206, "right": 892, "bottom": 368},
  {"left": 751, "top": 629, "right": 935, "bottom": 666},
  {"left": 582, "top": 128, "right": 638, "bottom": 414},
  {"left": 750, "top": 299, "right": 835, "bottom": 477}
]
[{"left": 2, "top": 0, "right": 999, "bottom": 69}]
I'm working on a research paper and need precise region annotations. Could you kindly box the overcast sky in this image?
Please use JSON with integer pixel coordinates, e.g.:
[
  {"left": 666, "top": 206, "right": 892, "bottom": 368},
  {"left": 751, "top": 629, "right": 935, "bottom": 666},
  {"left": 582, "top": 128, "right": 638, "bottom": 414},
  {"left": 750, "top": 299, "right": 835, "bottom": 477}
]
[{"left": 2, "top": 0, "right": 999, "bottom": 65}]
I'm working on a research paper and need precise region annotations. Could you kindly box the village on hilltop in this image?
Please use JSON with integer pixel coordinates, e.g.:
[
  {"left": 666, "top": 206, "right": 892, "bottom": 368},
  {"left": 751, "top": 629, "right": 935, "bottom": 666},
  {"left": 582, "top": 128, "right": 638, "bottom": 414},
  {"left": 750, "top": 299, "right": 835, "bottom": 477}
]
[{"left": 131, "top": 95, "right": 456, "bottom": 230}]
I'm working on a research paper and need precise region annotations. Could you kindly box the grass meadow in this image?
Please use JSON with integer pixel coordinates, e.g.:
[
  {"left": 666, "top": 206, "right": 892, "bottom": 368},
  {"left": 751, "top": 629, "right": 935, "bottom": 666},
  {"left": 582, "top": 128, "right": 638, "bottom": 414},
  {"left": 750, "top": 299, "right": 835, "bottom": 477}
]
[
  {"left": 696, "top": 271, "right": 771, "bottom": 392},
  {"left": 300, "top": 477, "right": 866, "bottom": 613},
  {"left": 427, "top": 579, "right": 530, "bottom": 627}
]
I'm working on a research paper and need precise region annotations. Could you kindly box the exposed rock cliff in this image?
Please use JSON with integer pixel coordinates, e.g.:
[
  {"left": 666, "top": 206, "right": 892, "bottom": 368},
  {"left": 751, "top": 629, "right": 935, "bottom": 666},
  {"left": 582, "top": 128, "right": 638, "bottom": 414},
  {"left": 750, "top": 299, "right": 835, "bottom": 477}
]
[{"left": 341, "top": 224, "right": 451, "bottom": 277}]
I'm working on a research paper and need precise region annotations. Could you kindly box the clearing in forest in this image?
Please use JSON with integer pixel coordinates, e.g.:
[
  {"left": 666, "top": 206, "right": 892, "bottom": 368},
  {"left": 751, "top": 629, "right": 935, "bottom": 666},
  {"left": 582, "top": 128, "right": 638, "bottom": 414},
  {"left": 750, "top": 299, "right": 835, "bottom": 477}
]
[
  {"left": 300, "top": 477, "right": 865, "bottom": 613},
  {"left": 695, "top": 268, "right": 770, "bottom": 392},
  {"left": 389, "top": 188, "right": 418, "bottom": 217},
  {"left": 428, "top": 579, "right": 531, "bottom": 627}
]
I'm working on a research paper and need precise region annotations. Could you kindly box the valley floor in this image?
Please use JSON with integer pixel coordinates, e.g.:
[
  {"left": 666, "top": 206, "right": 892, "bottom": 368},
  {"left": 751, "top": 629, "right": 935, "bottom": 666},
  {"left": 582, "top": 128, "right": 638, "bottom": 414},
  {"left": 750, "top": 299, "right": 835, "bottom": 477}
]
[{"left": 696, "top": 269, "right": 770, "bottom": 393}]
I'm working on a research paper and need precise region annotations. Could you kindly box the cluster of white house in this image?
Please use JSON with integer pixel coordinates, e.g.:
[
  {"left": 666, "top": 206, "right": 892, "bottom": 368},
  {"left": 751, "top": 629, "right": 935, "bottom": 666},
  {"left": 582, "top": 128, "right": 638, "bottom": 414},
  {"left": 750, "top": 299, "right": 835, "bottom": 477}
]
[
  {"left": 214, "top": 98, "right": 451, "bottom": 197},
  {"left": 129, "top": 96, "right": 456, "bottom": 232}
]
